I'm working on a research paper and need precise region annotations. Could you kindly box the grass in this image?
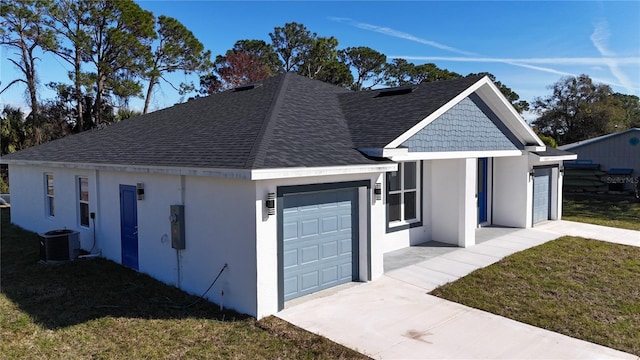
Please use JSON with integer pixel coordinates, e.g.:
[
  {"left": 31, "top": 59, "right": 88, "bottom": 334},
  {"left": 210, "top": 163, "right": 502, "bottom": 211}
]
[
  {"left": 0, "top": 208, "right": 368, "bottom": 359},
  {"left": 431, "top": 236, "right": 640, "bottom": 356},
  {"left": 563, "top": 193, "right": 640, "bottom": 230}
]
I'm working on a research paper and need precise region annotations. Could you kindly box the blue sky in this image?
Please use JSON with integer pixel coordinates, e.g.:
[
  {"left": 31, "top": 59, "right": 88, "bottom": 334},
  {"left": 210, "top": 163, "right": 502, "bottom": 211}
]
[{"left": 1, "top": 1, "right": 639, "bottom": 121}]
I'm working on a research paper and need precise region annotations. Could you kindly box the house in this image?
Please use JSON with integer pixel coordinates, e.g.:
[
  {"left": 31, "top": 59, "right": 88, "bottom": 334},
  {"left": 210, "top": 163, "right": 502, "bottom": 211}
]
[
  {"left": 559, "top": 128, "right": 640, "bottom": 192},
  {"left": 1, "top": 73, "right": 576, "bottom": 318}
]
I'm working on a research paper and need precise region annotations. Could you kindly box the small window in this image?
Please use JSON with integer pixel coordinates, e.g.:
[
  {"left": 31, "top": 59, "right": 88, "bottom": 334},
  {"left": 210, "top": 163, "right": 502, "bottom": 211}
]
[
  {"left": 45, "top": 174, "right": 55, "bottom": 217},
  {"left": 387, "top": 162, "right": 420, "bottom": 227},
  {"left": 78, "top": 177, "right": 89, "bottom": 227}
]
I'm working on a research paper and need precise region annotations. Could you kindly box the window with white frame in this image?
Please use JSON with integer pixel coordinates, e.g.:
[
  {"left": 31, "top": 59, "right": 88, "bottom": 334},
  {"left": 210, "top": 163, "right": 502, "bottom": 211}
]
[
  {"left": 387, "top": 161, "right": 420, "bottom": 226},
  {"left": 45, "top": 174, "right": 55, "bottom": 217},
  {"left": 78, "top": 177, "right": 89, "bottom": 227}
]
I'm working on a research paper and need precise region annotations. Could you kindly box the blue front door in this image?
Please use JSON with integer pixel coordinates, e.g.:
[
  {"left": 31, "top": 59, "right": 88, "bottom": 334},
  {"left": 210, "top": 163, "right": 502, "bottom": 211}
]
[
  {"left": 120, "top": 185, "right": 139, "bottom": 270},
  {"left": 478, "top": 158, "right": 488, "bottom": 223}
]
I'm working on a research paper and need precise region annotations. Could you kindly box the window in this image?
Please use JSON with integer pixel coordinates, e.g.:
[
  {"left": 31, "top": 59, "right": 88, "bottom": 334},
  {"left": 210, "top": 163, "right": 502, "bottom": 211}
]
[
  {"left": 78, "top": 177, "right": 89, "bottom": 227},
  {"left": 387, "top": 162, "right": 420, "bottom": 226},
  {"left": 45, "top": 174, "right": 54, "bottom": 217}
]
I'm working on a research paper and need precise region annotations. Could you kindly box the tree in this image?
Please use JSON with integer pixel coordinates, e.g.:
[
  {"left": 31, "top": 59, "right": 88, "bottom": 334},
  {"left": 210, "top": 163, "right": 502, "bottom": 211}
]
[
  {"left": 298, "top": 36, "right": 352, "bottom": 87},
  {"left": 45, "top": 0, "right": 92, "bottom": 131},
  {"left": 532, "top": 74, "right": 617, "bottom": 145},
  {"left": 340, "top": 46, "right": 387, "bottom": 90},
  {"left": 207, "top": 50, "right": 272, "bottom": 92},
  {"left": 83, "top": 0, "right": 155, "bottom": 124},
  {"left": 0, "top": 0, "right": 57, "bottom": 117},
  {"left": 269, "top": 22, "right": 313, "bottom": 72},
  {"left": 1, "top": 106, "right": 29, "bottom": 154},
  {"left": 610, "top": 93, "right": 640, "bottom": 129},
  {"left": 384, "top": 59, "right": 462, "bottom": 87},
  {"left": 142, "top": 15, "right": 211, "bottom": 114},
  {"left": 232, "top": 39, "right": 281, "bottom": 74}
]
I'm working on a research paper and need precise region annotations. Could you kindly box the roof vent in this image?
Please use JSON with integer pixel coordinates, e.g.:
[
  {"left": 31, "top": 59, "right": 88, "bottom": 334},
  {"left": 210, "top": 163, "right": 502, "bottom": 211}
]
[
  {"left": 376, "top": 85, "right": 415, "bottom": 97},
  {"left": 233, "top": 83, "right": 262, "bottom": 92}
]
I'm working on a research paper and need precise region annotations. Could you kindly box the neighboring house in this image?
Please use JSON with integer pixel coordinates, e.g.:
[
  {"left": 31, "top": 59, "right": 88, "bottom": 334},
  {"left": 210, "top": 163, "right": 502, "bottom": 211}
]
[
  {"left": 1, "top": 73, "right": 576, "bottom": 318},
  {"left": 559, "top": 128, "right": 640, "bottom": 192}
]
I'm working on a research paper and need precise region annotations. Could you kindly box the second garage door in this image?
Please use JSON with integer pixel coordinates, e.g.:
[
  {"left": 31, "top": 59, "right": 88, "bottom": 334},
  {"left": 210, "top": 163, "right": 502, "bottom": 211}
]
[
  {"left": 533, "top": 168, "right": 551, "bottom": 224},
  {"left": 282, "top": 189, "right": 358, "bottom": 301}
]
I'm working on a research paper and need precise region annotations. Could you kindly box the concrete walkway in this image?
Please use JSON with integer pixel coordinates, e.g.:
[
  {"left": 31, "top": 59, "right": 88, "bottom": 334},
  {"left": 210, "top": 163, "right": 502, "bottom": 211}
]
[{"left": 277, "top": 222, "right": 640, "bottom": 359}]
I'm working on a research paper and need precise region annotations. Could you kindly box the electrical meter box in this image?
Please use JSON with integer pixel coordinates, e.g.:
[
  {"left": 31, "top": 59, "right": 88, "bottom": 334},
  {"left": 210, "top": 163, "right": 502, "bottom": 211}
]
[{"left": 170, "top": 205, "right": 185, "bottom": 250}]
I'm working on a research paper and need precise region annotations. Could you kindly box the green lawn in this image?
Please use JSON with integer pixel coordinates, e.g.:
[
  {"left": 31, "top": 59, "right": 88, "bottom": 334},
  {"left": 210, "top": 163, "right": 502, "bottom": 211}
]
[
  {"left": 0, "top": 209, "right": 368, "bottom": 359},
  {"left": 431, "top": 237, "right": 640, "bottom": 356},
  {"left": 563, "top": 193, "right": 640, "bottom": 230}
]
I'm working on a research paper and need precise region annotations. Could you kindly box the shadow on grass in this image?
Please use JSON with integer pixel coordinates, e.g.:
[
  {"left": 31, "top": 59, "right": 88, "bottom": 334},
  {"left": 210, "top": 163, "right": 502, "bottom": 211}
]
[{"left": 0, "top": 208, "right": 249, "bottom": 330}]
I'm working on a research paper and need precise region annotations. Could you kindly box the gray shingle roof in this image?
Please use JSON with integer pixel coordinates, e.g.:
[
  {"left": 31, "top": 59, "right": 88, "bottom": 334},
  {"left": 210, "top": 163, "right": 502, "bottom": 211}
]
[
  {"left": 340, "top": 76, "right": 483, "bottom": 148},
  {"left": 2, "top": 73, "right": 486, "bottom": 169}
]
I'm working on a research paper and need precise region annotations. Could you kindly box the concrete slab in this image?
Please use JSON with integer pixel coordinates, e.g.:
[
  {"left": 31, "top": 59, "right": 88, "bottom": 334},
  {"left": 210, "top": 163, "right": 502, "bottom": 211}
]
[
  {"left": 278, "top": 276, "right": 636, "bottom": 359},
  {"left": 440, "top": 249, "right": 501, "bottom": 267},
  {"left": 414, "top": 256, "right": 480, "bottom": 278},
  {"left": 278, "top": 222, "right": 640, "bottom": 359}
]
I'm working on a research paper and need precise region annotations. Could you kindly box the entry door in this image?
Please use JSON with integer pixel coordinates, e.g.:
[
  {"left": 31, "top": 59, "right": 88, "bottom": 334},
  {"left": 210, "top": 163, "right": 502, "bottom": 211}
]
[
  {"left": 477, "top": 158, "right": 488, "bottom": 224},
  {"left": 533, "top": 168, "right": 552, "bottom": 224},
  {"left": 120, "top": 185, "right": 139, "bottom": 270}
]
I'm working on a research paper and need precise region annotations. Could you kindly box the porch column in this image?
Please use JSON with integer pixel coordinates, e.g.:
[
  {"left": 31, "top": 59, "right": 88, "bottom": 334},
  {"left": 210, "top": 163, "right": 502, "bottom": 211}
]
[{"left": 458, "top": 158, "right": 477, "bottom": 247}]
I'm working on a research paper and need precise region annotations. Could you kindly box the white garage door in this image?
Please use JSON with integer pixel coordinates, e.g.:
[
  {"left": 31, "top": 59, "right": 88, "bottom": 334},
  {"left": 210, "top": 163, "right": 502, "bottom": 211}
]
[{"left": 282, "top": 189, "right": 358, "bottom": 301}]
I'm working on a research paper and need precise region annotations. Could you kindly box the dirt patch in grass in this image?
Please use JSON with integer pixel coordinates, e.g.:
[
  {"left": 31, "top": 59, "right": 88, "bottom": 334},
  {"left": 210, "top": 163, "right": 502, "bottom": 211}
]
[
  {"left": 0, "top": 208, "right": 369, "bottom": 359},
  {"left": 563, "top": 193, "right": 640, "bottom": 230},
  {"left": 431, "top": 236, "right": 640, "bottom": 356}
]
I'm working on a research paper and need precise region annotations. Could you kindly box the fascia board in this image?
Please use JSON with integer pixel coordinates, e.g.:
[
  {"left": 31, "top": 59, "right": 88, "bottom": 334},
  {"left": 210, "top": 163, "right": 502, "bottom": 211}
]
[
  {"left": 385, "top": 77, "right": 490, "bottom": 149},
  {"left": 530, "top": 153, "right": 578, "bottom": 162},
  {"left": 475, "top": 81, "right": 544, "bottom": 146},
  {"left": 388, "top": 150, "right": 523, "bottom": 161},
  {"left": 358, "top": 148, "right": 409, "bottom": 157},
  {"left": 4, "top": 159, "right": 398, "bottom": 181},
  {"left": 250, "top": 163, "right": 397, "bottom": 180},
  {"left": 2, "top": 159, "right": 253, "bottom": 179}
]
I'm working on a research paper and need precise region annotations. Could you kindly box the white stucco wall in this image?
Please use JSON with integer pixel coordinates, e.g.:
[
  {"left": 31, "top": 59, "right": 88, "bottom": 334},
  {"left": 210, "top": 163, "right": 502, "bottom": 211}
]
[
  {"left": 254, "top": 172, "right": 382, "bottom": 318},
  {"left": 8, "top": 164, "right": 259, "bottom": 317},
  {"left": 492, "top": 156, "right": 530, "bottom": 228},
  {"left": 429, "top": 159, "right": 477, "bottom": 247},
  {"left": 8, "top": 165, "right": 98, "bottom": 250}
]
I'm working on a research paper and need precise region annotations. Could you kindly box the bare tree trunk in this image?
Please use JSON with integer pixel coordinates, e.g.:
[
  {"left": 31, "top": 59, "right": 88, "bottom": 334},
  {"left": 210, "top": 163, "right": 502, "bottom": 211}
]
[
  {"left": 74, "top": 49, "right": 83, "bottom": 130},
  {"left": 143, "top": 76, "right": 156, "bottom": 114}
]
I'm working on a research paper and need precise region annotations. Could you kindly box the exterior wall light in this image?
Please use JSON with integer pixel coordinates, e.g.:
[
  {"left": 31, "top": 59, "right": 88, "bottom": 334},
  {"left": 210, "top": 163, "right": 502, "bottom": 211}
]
[
  {"left": 529, "top": 169, "right": 535, "bottom": 181},
  {"left": 374, "top": 183, "right": 382, "bottom": 201},
  {"left": 136, "top": 183, "right": 145, "bottom": 200},
  {"left": 266, "top": 192, "right": 276, "bottom": 215}
]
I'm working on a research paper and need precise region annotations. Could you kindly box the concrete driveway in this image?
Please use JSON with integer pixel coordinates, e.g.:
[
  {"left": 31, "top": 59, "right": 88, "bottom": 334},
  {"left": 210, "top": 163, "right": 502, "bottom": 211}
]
[{"left": 277, "top": 223, "right": 639, "bottom": 359}]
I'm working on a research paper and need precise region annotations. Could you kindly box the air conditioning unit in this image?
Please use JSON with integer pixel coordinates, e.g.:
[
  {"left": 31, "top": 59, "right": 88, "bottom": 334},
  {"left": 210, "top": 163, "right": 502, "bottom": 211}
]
[{"left": 39, "top": 229, "right": 81, "bottom": 262}]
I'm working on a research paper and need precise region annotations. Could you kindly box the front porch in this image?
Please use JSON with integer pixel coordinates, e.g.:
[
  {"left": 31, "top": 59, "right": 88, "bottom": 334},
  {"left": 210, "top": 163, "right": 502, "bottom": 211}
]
[{"left": 383, "top": 226, "right": 559, "bottom": 290}]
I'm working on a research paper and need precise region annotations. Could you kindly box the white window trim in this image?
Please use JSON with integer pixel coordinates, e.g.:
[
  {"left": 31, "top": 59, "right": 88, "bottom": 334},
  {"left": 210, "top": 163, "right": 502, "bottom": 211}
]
[
  {"left": 387, "top": 161, "right": 421, "bottom": 228},
  {"left": 78, "top": 176, "right": 90, "bottom": 228},
  {"left": 45, "top": 173, "right": 54, "bottom": 217}
]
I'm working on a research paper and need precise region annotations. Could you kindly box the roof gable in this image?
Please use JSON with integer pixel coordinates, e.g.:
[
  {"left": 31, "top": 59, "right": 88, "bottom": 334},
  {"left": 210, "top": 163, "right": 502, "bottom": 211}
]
[
  {"left": 401, "top": 93, "right": 522, "bottom": 152},
  {"left": 340, "top": 76, "right": 483, "bottom": 149}
]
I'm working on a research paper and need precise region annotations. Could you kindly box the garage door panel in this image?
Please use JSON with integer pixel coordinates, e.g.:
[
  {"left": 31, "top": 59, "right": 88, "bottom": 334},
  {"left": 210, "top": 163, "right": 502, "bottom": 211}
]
[
  {"left": 301, "top": 272, "right": 319, "bottom": 291},
  {"left": 283, "top": 249, "right": 298, "bottom": 268},
  {"left": 340, "top": 214, "right": 352, "bottom": 230},
  {"left": 321, "top": 216, "right": 338, "bottom": 233},
  {"left": 301, "top": 219, "right": 319, "bottom": 237},
  {"left": 301, "top": 244, "right": 319, "bottom": 264},
  {"left": 282, "top": 189, "right": 358, "bottom": 301},
  {"left": 321, "top": 266, "right": 338, "bottom": 284},
  {"left": 283, "top": 222, "right": 298, "bottom": 241}
]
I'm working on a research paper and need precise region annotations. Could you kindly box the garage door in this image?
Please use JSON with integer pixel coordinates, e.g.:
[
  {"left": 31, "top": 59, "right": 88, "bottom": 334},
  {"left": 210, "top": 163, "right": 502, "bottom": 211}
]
[
  {"left": 533, "top": 168, "right": 551, "bottom": 224},
  {"left": 282, "top": 189, "right": 358, "bottom": 301}
]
